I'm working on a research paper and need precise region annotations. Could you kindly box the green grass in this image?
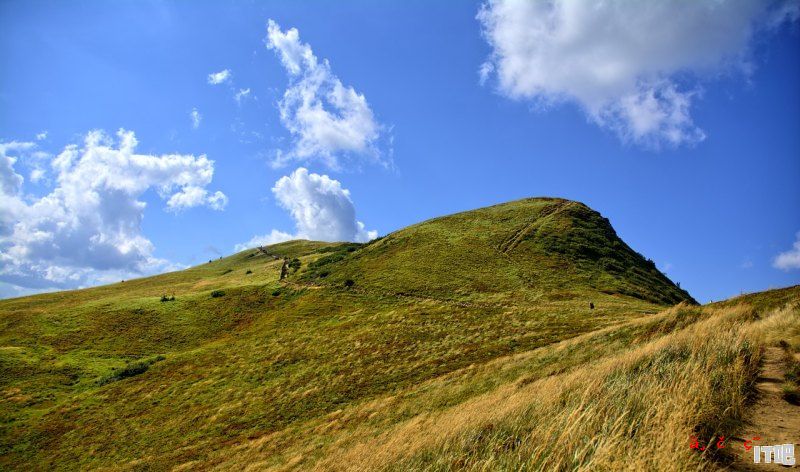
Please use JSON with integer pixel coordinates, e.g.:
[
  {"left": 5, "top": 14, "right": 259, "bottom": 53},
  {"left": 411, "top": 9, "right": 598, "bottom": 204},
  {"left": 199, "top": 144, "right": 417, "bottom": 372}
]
[{"left": 0, "top": 197, "right": 790, "bottom": 471}]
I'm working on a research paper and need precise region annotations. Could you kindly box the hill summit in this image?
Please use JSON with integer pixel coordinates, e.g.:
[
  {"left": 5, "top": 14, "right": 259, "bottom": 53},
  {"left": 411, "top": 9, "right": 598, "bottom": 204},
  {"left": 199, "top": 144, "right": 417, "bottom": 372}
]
[{"left": 294, "top": 197, "right": 694, "bottom": 306}]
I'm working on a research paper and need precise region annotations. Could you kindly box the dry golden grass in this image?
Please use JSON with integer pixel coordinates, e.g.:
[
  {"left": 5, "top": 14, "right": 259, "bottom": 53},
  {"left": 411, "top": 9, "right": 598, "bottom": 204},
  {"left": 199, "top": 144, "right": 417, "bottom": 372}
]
[{"left": 278, "top": 303, "right": 796, "bottom": 472}]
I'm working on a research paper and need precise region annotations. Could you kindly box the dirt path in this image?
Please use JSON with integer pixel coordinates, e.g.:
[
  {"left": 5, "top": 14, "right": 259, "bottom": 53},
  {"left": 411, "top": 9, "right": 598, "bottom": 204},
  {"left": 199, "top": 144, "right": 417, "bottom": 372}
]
[{"left": 728, "top": 346, "right": 799, "bottom": 470}]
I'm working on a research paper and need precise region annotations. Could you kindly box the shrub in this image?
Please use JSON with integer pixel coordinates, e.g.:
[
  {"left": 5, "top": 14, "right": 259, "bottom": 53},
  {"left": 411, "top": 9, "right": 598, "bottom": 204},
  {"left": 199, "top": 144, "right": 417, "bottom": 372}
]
[
  {"left": 98, "top": 355, "right": 165, "bottom": 385},
  {"left": 344, "top": 279, "right": 355, "bottom": 288},
  {"left": 289, "top": 258, "right": 301, "bottom": 271},
  {"left": 211, "top": 290, "right": 225, "bottom": 298},
  {"left": 786, "top": 360, "right": 800, "bottom": 384},
  {"left": 160, "top": 295, "right": 175, "bottom": 302},
  {"left": 272, "top": 289, "right": 281, "bottom": 297},
  {"left": 246, "top": 269, "right": 253, "bottom": 275}
]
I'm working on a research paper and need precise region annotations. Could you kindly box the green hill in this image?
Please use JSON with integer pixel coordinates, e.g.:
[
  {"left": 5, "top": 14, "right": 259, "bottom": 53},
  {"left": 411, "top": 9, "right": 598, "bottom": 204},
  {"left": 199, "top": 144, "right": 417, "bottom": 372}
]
[
  {"left": 2, "top": 198, "right": 795, "bottom": 471},
  {"left": 298, "top": 197, "right": 693, "bottom": 305}
]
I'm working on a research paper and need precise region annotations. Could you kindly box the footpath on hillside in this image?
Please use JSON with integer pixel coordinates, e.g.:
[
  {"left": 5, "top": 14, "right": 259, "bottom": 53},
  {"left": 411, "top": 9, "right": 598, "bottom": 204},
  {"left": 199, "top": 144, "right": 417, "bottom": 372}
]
[{"left": 728, "top": 346, "right": 800, "bottom": 470}]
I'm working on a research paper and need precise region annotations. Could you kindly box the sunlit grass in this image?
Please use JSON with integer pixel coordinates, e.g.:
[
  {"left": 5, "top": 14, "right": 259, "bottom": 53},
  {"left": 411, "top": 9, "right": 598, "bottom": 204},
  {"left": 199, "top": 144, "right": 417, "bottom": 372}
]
[{"left": 0, "top": 199, "right": 791, "bottom": 470}]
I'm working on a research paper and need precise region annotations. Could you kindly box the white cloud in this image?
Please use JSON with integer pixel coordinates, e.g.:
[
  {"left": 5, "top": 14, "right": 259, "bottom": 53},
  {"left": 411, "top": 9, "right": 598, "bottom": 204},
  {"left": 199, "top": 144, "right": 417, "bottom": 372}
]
[
  {"left": 29, "top": 168, "right": 45, "bottom": 184},
  {"left": 190, "top": 108, "right": 202, "bottom": 129},
  {"left": 235, "top": 167, "right": 376, "bottom": 251},
  {"left": 0, "top": 142, "right": 32, "bottom": 239},
  {"left": 477, "top": 0, "right": 798, "bottom": 148},
  {"left": 207, "top": 69, "right": 232, "bottom": 85},
  {"left": 0, "top": 141, "right": 31, "bottom": 197},
  {"left": 0, "top": 129, "right": 225, "bottom": 294},
  {"left": 773, "top": 232, "right": 800, "bottom": 270},
  {"left": 234, "top": 229, "right": 294, "bottom": 252},
  {"left": 35, "top": 131, "right": 48, "bottom": 141},
  {"left": 166, "top": 186, "right": 228, "bottom": 212},
  {"left": 234, "top": 88, "right": 252, "bottom": 104},
  {"left": 266, "top": 19, "right": 386, "bottom": 170}
]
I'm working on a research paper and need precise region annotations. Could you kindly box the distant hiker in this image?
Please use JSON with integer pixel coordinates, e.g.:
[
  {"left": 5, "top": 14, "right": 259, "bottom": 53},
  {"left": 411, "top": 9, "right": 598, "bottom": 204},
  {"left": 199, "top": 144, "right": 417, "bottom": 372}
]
[
  {"left": 589, "top": 302, "right": 594, "bottom": 310},
  {"left": 280, "top": 258, "right": 289, "bottom": 280}
]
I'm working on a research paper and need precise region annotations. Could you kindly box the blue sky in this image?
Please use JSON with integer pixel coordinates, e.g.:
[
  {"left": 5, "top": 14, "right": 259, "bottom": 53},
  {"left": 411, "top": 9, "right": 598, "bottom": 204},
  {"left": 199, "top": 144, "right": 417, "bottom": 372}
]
[{"left": 1, "top": 0, "right": 799, "bottom": 303}]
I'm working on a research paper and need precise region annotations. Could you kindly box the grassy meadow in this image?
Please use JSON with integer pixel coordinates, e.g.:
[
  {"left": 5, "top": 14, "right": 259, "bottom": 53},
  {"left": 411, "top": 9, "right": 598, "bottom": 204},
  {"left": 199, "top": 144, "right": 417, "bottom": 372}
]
[{"left": 0, "top": 198, "right": 796, "bottom": 471}]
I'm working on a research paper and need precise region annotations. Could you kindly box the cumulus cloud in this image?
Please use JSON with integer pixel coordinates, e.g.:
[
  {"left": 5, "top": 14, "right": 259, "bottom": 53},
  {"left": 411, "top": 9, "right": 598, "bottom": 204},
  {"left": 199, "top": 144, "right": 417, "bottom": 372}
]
[
  {"left": 0, "top": 130, "right": 226, "bottom": 294},
  {"left": 235, "top": 167, "right": 376, "bottom": 251},
  {"left": 190, "top": 108, "right": 202, "bottom": 129},
  {"left": 477, "top": 0, "right": 798, "bottom": 148},
  {"left": 207, "top": 69, "right": 232, "bottom": 85},
  {"left": 166, "top": 186, "right": 228, "bottom": 212},
  {"left": 773, "top": 232, "right": 800, "bottom": 270},
  {"left": 266, "top": 19, "right": 387, "bottom": 169},
  {"left": 0, "top": 141, "right": 31, "bottom": 196},
  {"left": 35, "top": 131, "right": 48, "bottom": 141}
]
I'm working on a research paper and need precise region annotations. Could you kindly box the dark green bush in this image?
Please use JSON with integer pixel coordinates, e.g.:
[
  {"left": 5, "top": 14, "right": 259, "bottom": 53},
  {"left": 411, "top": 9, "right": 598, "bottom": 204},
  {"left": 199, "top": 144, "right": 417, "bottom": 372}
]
[
  {"left": 98, "top": 355, "right": 165, "bottom": 385},
  {"left": 210, "top": 290, "right": 225, "bottom": 298}
]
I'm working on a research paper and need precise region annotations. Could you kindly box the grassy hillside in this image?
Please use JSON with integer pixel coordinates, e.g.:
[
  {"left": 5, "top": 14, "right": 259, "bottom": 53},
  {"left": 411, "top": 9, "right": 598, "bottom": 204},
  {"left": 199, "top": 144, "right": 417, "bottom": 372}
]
[
  {"left": 1, "top": 198, "right": 793, "bottom": 471},
  {"left": 300, "top": 198, "right": 693, "bottom": 306}
]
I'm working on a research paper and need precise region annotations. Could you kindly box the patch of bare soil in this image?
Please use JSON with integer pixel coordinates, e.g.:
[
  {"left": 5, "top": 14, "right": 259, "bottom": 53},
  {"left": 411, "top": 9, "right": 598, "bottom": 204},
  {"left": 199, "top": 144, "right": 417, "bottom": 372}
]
[{"left": 728, "top": 347, "right": 799, "bottom": 470}]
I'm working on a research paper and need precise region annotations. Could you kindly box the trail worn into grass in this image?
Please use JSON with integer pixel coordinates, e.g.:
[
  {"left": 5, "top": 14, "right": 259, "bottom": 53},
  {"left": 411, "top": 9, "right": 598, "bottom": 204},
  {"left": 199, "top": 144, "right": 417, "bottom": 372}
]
[{"left": 729, "top": 347, "right": 800, "bottom": 470}]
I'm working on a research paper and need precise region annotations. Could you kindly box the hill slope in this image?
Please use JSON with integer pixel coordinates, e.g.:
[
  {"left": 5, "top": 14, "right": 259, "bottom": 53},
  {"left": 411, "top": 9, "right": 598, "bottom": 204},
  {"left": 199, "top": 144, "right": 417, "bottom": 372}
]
[
  {"left": 0, "top": 197, "right": 738, "bottom": 471},
  {"left": 298, "top": 197, "right": 693, "bottom": 305}
]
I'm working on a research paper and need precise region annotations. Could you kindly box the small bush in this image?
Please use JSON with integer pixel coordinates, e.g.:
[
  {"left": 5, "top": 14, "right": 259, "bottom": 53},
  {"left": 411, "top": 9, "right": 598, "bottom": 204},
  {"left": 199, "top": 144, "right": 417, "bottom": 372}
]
[
  {"left": 210, "top": 290, "right": 225, "bottom": 298},
  {"left": 786, "top": 361, "right": 800, "bottom": 384},
  {"left": 272, "top": 289, "right": 281, "bottom": 297},
  {"left": 344, "top": 279, "right": 355, "bottom": 288},
  {"left": 98, "top": 355, "right": 165, "bottom": 385},
  {"left": 246, "top": 269, "right": 253, "bottom": 275},
  {"left": 289, "top": 258, "right": 301, "bottom": 271},
  {"left": 160, "top": 295, "right": 175, "bottom": 302}
]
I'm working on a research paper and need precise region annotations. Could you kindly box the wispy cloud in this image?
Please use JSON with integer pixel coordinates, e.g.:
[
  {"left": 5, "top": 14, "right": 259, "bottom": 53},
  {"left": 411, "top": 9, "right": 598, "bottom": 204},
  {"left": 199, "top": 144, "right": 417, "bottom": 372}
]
[
  {"left": 773, "top": 231, "right": 800, "bottom": 270},
  {"left": 190, "top": 108, "right": 202, "bottom": 129},
  {"left": 207, "top": 69, "right": 232, "bottom": 85},
  {"left": 234, "top": 88, "right": 251, "bottom": 104},
  {"left": 266, "top": 19, "right": 388, "bottom": 170}
]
